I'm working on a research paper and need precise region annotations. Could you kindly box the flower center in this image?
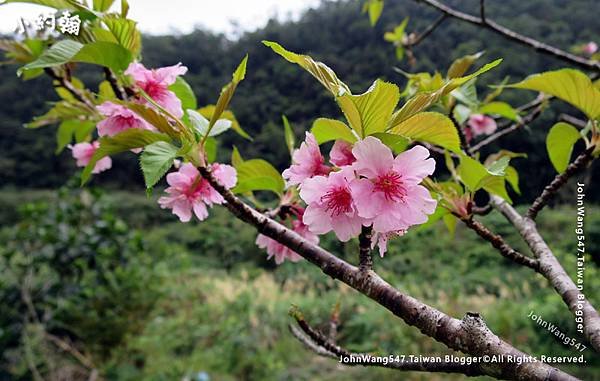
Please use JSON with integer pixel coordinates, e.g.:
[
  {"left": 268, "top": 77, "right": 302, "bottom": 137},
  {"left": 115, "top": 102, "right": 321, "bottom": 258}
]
[
  {"left": 374, "top": 171, "right": 407, "bottom": 201},
  {"left": 142, "top": 80, "right": 164, "bottom": 98},
  {"left": 321, "top": 186, "right": 352, "bottom": 215}
]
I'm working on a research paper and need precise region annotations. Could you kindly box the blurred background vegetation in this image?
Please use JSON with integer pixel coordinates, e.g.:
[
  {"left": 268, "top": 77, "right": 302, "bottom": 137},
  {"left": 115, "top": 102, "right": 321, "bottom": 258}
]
[{"left": 0, "top": 0, "right": 599, "bottom": 380}]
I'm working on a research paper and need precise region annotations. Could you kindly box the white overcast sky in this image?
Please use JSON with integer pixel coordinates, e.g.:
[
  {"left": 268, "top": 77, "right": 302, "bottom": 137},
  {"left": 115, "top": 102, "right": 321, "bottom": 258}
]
[{"left": 0, "top": 0, "right": 324, "bottom": 37}]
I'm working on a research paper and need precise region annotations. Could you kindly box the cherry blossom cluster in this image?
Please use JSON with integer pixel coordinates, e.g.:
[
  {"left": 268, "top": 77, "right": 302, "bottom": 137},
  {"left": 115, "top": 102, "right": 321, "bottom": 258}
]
[
  {"left": 263, "top": 132, "right": 437, "bottom": 262},
  {"left": 71, "top": 62, "right": 188, "bottom": 173}
]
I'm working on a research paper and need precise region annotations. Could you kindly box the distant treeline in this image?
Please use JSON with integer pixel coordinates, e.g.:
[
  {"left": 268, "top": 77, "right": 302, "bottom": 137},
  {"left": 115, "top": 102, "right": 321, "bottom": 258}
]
[{"left": 1, "top": 0, "right": 598, "bottom": 203}]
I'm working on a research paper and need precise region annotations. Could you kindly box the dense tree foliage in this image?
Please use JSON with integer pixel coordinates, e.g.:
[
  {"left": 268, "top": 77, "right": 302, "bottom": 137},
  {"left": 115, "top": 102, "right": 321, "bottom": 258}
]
[{"left": 1, "top": 0, "right": 598, "bottom": 202}]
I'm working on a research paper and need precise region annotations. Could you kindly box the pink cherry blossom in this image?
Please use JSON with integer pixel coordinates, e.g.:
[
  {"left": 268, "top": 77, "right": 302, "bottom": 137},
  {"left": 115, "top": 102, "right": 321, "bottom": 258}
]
[
  {"left": 329, "top": 140, "right": 356, "bottom": 167},
  {"left": 583, "top": 42, "right": 598, "bottom": 55},
  {"left": 299, "top": 168, "right": 365, "bottom": 241},
  {"left": 282, "top": 132, "right": 331, "bottom": 187},
  {"left": 70, "top": 141, "right": 112, "bottom": 174},
  {"left": 158, "top": 162, "right": 237, "bottom": 222},
  {"left": 468, "top": 114, "right": 497, "bottom": 137},
  {"left": 96, "top": 101, "right": 154, "bottom": 137},
  {"left": 350, "top": 137, "right": 437, "bottom": 234},
  {"left": 125, "top": 62, "right": 188, "bottom": 118},
  {"left": 256, "top": 219, "right": 318, "bottom": 264}
]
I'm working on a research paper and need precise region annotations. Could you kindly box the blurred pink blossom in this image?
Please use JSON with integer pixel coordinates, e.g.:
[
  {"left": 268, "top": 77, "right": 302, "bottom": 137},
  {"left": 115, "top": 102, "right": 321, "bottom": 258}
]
[
  {"left": 70, "top": 141, "right": 112, "bottom": 174},
  {"left": 468, "top": 114, "right": 497, "bottom": 137},
  {"left": 583, "top": 42, "right": 598, "bottom": 55},
  {"left": 256, "top": 218, "right": 318, "bottom": 264}
]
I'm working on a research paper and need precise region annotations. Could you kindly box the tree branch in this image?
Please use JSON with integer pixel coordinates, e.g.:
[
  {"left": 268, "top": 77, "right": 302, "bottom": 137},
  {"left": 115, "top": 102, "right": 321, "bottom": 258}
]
[
  {"left": 103, "top": 67, "right": 127, "bottom": 100},
  {"left": 44, "top": 67, "right": 96, "bottom": 110},
  {"left": 528, "top": 147, "right": 595, "bottom": 220},
  {"left": 410, "top": 14, "right": 447, "bottom": 47},
  {"left": 358, "top": 225, "right": 373, "bottom": 271},
  {"left": 198, "top": 165, "right": 579, "bottom": 380},
  {"left": 460, "top": 216, "right": 539, "bottom": 270},
  {"left": 290, "top": 309, "right": 484, "bottom": 375},
  {"left": 558, "top": 114, "right": 587, "bottom": 129},
  {"left": 413, "top": 0, "right": 600, "bottom": 71},
  {"left": 491, "top": 195, "right": 600, "bottom": 352}
]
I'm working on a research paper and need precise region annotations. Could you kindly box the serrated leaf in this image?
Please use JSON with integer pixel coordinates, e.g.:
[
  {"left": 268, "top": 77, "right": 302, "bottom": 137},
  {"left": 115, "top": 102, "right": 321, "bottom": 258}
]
[
  {"left": 391, "top": 59, "right": 502, "bottom": 124},
  {"left": 102, "top": 15, "right": 142, "bottom": 56},
  {"left": 233, "top": 159, "right": 285, "bottom": 195},
  {"left": 388, "top": 111, "right": 460, "bottom": 152},
  {"left": 337, "top": 79, "right": 399, "bottom": 137},
  {"left": 169, "top": 77, "right": 196, "bottom": 111},
  {"left": 447, "top": 52, "right": 484, "bottom": 79},
  {"left": 546, "top": 122, "right": 581, "bottom": 173},
  {"left": 20, "top": 40, "right": 132, "bottom": 74},
  {"left": 282, "top": 115, "right": 295, "bottom": 156},
  {"left": 478, "top": 101, "right": 520, "bottom": 121},
  {"left": 311, "top": 118, "right": 357, "bottom": 144},
  {"left": 140, "top": 141, "right": 179, "bottom": 189},
  {"left": 508, "top": 69, "right": 600, "bottom": 119},
  {"left": 82, "top": 129, "right": 170, "bottom": 184},
  {"left": 263, "top": 40, "right": 350, "bottom": 96}
]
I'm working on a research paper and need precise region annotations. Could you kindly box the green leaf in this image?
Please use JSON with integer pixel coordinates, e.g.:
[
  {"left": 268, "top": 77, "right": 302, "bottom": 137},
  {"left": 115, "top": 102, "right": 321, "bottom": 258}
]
[
  {"left": 337, "top": 79, "right": 400, "bottom": 137},
  {"left": 233, "top": 159, "right": 285, "bottom": 195},
  {"left": 546, "top": 122, "right": 581, "bottom": 173},
  {"left": 485, "top": 156, "right": 510, "bottom": 176},
  {"left": 282, "top": 115, "right": 295, "bottom": 156},
  {"left": 363, "top": 0, "right": 384, "bottom": 26},
  {"left": 188, "top": 109, "right": 231, "bottom": 137},
  {"left": 55, "top": 119, "right": 95, "bottom": 153},
  {"left": 447, "top": 52, "right": 484, "bottom": 79},
  {"left": 311, "top": 118, "right": 357, "bottom": 144},
  {"left": 20, "top": 40, "right": 133, "bottom": 74},
  {"left": 391, "top": 59, "right": 502, "bottom": 124},
  {"left": 263, "top": 40, "right": 350, "bottom": 96},
  {"left": 26, "top": 101, "right": 91, "bottom": 128},
  {"left": 451, "top": 79, "right": 478, "bottom": 109},
  {"left": 231, "top": 146, "right": 244, "bottom": 167},
  {"left": 204, "top": 137, "right": 217, "bottom": 162},
  {"left": 508, "top": 69, "right": 600, "bottom": 119},
  {"left": 205, "top": 55, "right": 248, "bottom": 135},
  {"left": 505, "top": 165, "right": 520, "bottom": 194},
  {"left": 82, "top": 129, "right": 171, "bottom": 184},
  {"left": 169, "top": 77, "right": 197, "bottom": 111},
  {"left": 384, "top": 18, "right": 409, "bottom": 43},
  {"left": 93, "top": 0, "right": 115, "bottom": 11},
  {"left": 478, "top": 101, "right": 520, "bottom": 121},
  {"left": 388, "top": 112, "right": 460, "bottom": 152},
  {"left": 371, "top": 133, "right": 409, "bottom": 154},
  {"left": 140, "top": 141, "right": 179, "bottom": 189},
  {"left": 443, "top": 213, "right": 458, "bottom": 237},
  {"left": 102, "top": 15, "right": 142, "bottom": 56},
  {"left": 125, "top": 102, "right": 184, "bottom": 139},
  {"left": 98, "top": 80, "right": 116, "bottom": 99},
  {"left": 198, "top": 105, "right": 251, "bottom": 140},
  {"left": 457, "top": 155, "right": 511, "bottom": 201}
]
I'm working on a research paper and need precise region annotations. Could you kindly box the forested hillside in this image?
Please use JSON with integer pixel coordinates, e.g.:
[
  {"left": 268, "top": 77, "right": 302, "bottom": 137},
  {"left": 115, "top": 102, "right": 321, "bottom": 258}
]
[{"left": 1, "top": 0, "right": 598, "bottom": 201}]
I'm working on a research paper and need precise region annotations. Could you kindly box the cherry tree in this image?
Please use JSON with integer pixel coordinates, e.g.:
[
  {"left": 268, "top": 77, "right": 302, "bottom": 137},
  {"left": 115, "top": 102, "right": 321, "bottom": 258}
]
[{"left": 1, "top": 0, "right": 599, "bottom": 379}]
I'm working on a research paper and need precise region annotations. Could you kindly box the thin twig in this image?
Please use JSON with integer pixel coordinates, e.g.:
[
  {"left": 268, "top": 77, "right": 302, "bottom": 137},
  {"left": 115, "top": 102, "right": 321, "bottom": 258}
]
[
  {"left": 358, "top": 225, "right": 373, "bottom": 271},
  {"left": 413, "top": 0, "right": 600, "bottom": 71},
  {"left": 44, "top": 67, "right": 95, "bottom": 110},
  {"left": 460, "top": 216, "right": 539, "bottom": 270},
  {"left": 103, "top": 67, "right": 127, "bottom": 100},
  {"left": 291, "top": 310, "right": 484, "bottom": 375},
  {"left": 471, "top": 204, "right": 492, "bottom": 216},
  {"left": 479, "top": 0, "right": 486, "bottom": 23},
  {"left": 558, "top": 114, "right": 587, "bottom": 129},
  {"left": 527, "top": 147, "right": 595, "bottom": 220},
  {"left": 411, "top": 14, "right": 447, "bottom": 47}
]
